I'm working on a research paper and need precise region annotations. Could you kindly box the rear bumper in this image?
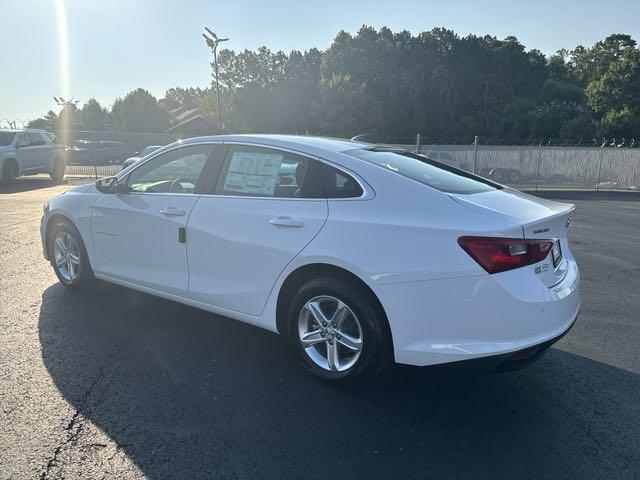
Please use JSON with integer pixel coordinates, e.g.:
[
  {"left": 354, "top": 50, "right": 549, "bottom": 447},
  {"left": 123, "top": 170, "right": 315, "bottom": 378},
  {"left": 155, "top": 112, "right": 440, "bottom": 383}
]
[
  {"left": 462, "top": 310, "right": 578, "bottom": 372},
  {"left": 377, "top": 258, "right": 580, "bottom": 367}
]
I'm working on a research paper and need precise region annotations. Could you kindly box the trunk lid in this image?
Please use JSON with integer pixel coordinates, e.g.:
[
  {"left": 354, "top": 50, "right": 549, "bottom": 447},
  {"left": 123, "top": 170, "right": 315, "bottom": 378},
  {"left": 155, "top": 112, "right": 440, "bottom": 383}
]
[{"left": 450, "top": 188, "right": 574, "bottom": 286}]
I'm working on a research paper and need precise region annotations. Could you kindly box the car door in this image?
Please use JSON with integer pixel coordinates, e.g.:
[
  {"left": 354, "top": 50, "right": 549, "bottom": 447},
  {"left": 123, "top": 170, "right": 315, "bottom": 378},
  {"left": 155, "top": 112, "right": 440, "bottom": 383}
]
[
  {"left": 91, "top": 143, "right": 218, "bottom": 296},
  {"left": 27, "top": 133, "right": 49, "bottom": 171},
  {"left": 186, "top": 144, "right": 329, "bottom": 316},
  {"left": 14, "top": 133, "right": 35, "bottom": 172}
]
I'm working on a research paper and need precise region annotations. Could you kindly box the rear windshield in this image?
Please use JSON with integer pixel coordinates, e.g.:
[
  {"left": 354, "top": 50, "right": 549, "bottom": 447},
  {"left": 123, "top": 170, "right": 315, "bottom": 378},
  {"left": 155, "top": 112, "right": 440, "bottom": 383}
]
[{"left": 345, "top": 147, "right": 501, "bottom": 194}]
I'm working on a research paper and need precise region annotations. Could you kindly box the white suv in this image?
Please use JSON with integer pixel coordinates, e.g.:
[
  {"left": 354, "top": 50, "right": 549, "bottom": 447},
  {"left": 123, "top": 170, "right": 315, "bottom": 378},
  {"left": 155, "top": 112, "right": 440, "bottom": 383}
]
[{"left": 0, "top": 129, "right": 66, "bottom": 183}]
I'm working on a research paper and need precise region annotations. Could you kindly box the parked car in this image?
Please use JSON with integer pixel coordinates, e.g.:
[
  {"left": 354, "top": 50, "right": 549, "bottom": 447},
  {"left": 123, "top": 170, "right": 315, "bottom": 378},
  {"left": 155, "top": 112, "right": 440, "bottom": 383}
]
[
  {"left": 0, "top": 129, "right": 66, "bottom": 183},
  {"left": 479, "top": 167, "right": 523, "bottom": 182},
  {"left": 65, "top": 140, "right": 125, "bottom": 165},
  {"left": 121, "top": 145, "right": 163, "bottom": 171},
  {"left": 40, "top": 135, "right": 579, "bottom": 384}
]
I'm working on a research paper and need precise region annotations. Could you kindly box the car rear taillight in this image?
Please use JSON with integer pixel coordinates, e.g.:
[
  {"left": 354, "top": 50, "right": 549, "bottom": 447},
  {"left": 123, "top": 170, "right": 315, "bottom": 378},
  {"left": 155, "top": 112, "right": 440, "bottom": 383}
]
[{"left": 458, "top": 236, "right": 554, "bottom": 274}]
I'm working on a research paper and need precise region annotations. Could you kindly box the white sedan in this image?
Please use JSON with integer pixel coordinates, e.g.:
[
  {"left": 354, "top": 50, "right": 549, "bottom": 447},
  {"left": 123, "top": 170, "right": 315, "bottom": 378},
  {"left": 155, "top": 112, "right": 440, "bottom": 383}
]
[{"left": 40, "top": 135, "right": 580, "bottom": 384}]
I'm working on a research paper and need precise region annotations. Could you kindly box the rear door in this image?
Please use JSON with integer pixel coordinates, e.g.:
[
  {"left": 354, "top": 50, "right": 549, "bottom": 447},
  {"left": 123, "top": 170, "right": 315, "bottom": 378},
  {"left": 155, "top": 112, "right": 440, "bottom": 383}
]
[
  {"left": 28, "top": 133, "right": 50, "bottom": 171},
  {"left": 186, "top": 144, "right": 328, "bottom": 316},
  {"left": 91, "top": 143, "right": 218, "bottom": 296}
]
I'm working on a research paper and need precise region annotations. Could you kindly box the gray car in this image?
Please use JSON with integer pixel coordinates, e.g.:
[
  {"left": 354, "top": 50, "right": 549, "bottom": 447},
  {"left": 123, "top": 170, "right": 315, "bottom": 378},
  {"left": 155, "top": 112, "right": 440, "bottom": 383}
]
[
  {"left": 121, "top": 145, "right": 163, "bottom": 171},
  {"left": 0, "top": 129, "right": 66, "bottom": 183}
]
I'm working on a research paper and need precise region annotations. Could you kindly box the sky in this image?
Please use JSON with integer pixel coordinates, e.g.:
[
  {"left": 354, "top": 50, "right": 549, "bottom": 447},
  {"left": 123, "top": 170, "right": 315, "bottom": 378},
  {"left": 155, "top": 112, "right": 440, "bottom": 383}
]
[{"left": 2, "top": 0, "right": 640, "bottom": 123}]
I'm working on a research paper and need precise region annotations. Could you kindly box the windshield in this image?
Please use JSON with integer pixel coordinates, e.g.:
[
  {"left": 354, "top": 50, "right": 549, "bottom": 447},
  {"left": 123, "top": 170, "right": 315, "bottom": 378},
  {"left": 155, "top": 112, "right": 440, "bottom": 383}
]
[
  {"left": 345, "top": 147, "right": 501, "bottom": 194},
  {"left": 0, "top": 132, "right": 16, "bottom": 146}
]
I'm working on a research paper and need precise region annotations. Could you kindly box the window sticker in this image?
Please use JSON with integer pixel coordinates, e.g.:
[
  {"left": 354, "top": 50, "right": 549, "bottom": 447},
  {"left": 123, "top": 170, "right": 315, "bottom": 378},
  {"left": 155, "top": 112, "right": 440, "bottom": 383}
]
[{"left": 223, "top": 151, "right": 283, "bottom": 196}]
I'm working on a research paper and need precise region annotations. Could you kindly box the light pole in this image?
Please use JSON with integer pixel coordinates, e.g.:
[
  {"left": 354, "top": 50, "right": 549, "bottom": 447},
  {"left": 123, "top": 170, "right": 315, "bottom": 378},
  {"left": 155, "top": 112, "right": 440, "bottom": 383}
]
[
  {"left": 53, "top": 96, "right": 79, "bottom": 109},
  {"left": 202, "top": 27, "right": 229, "bottom": 130}
]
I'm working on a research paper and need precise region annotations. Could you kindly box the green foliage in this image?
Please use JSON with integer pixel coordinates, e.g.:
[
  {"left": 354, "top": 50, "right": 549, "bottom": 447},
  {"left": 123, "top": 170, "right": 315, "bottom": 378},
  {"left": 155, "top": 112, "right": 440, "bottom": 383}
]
[
  {"left": 27, "top": 111, "right": 57, "bottom": 130},
  {"left": 26, "top": 29, "right": 640, "bottom": 141},
  {"left": 162, "top": 87, "right": 204, "bottom": 110},
  {"left": 111, "top": 88, "right": 169, "bottom": 132},
  {"left": 207, "top": 27, "right": 636, "bottom": 142},
  {"left": 587, "top": 49, "right": 640, "bottom": 137},
  {"left": 80, "top": 99, "right": 108, "bottom": 131}
]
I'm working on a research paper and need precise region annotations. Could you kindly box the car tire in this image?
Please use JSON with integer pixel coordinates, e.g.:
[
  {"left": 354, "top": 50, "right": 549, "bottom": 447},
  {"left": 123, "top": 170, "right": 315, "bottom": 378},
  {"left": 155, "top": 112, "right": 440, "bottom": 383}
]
[
  {"left": 509, "top": 171, "right": 521, "bottom": 182},
  {"left": 50, "top": 157, "right": 66, "bottom": 184},
  {"left": 287, "top": 277, "right": 392, "bottom": 385},
  {"left": 1, "top": 159, "right": 18, "bottom": 183},
  {"left": 48, "top": 219, "right": 96, "bottom": 291}
]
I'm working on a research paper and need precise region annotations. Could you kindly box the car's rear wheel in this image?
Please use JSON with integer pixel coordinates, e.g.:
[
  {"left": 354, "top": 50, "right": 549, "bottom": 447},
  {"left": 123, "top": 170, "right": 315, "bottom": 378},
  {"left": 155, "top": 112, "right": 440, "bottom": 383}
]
[
  {"left": 50, "top": 157, "right": 66, "bottom": 184},
  {"left": 49, "top": 219, "right": 96, "bottom": 290},
  {"left": 287, "top": 278, "right": 392, "bottom": 385},
  {"left": 1, "top": 159, "right": 18, "bottom": 183}
]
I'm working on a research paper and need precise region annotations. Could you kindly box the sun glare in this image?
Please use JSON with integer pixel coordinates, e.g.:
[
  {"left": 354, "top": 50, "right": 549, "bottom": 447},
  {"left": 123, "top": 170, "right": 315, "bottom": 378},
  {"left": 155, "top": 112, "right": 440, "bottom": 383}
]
[{"left": 54, "top": 0, "right": 69, "bottom": 130}]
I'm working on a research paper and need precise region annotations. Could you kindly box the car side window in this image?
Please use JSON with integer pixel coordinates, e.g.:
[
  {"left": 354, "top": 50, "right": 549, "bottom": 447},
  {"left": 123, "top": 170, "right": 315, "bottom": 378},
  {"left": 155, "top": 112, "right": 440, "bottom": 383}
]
[
  {"left": 215, "top": 145, "right": 324, "bottom": 199},
  {"left": 16, "top": 134, "right": 31, "bottom": 147},
  {"left": 322, "top": 164, "right": 363, "bottom": 198},
  {"left": 127, "top": 144, "right": 214, "bottom": 194},
  {"left": 28, "top": 133, "right": 46, "bottom": 146}
]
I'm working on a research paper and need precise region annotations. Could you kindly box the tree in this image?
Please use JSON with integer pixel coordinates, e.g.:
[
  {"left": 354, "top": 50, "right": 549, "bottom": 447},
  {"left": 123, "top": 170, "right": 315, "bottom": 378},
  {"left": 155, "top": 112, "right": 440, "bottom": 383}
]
[
  {"left": 570, "top": 34, "right": 637, "bottom": 85},
  {"left": 162, "top": 87, "right": 203, "bottom": 110},
  {"left": 27, "top": 111, "right": 58, "bottom": 131},
  {"left": 24, "top": 29, "right": 640, "bottom": 142},
  {"left": 111, "top": 88, "right": 169, "bottom": 132},
  {"left": 587, "top": 48, "right": 640, "bottom": 137},
  {"left": 80, "top": 98, "right": 108, "bottom": 131}
]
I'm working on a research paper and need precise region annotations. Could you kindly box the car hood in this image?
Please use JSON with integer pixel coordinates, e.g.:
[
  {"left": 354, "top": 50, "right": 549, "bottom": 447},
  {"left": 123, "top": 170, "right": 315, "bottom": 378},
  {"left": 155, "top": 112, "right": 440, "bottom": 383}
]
[{"left": 67, "top": 182, "right": 98, "bottom": 194}]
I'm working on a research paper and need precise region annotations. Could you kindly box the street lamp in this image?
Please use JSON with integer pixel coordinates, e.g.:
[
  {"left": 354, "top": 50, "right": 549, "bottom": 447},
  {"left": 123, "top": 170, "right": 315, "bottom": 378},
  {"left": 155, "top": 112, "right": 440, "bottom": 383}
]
[
  {"left": 53, "top": 96, "right": 79, "bottom": 109},
  {"left": 202, "top": 27, "right": 229, "bottom": 130}
]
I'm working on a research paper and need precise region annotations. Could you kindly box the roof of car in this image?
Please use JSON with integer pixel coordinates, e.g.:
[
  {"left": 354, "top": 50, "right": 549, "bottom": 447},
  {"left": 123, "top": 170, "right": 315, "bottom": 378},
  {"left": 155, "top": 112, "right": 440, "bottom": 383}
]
[
  {"left": 181, "top": 134, "right": 368, "bottom": 154},
  {"left": 0, "top": 128, "right": 50, "bottom": 133}
]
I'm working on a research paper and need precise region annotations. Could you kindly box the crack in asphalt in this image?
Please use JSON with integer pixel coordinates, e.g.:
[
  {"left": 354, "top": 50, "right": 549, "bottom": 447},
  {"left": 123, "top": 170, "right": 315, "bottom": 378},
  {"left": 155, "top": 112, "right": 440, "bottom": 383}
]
[{"left": 39, "top": 341, "right": 130, "bottom": 480}]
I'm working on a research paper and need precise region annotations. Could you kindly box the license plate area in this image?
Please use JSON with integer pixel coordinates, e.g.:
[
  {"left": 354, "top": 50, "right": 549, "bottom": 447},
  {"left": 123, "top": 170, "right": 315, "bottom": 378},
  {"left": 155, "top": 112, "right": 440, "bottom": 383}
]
[{"left": 551, "top": 241, "right": 563, "bottom": 268}]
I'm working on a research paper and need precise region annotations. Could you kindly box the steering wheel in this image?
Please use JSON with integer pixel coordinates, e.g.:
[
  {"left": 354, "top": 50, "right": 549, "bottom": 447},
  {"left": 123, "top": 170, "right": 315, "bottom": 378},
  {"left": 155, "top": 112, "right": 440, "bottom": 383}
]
[{"left": 169, "top": 177, "right": 191, "bottom": 193}]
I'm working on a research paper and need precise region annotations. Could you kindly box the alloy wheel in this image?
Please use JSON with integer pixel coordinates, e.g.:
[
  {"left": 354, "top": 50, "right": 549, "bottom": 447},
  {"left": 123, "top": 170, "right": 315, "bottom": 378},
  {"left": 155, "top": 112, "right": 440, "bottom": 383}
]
[
  {"left": 53, "top": 232, "right": 81, "bottom": 282},
  {"left": 297, "top": 295, "right": 363, "bottom": 372}
]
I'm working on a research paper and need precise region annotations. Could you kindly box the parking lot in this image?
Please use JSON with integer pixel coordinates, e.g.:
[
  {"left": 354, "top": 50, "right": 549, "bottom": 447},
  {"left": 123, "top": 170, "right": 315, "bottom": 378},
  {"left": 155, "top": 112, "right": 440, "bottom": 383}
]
[{"left": 1, "top": 176, "right": 638, "bottom": 479}]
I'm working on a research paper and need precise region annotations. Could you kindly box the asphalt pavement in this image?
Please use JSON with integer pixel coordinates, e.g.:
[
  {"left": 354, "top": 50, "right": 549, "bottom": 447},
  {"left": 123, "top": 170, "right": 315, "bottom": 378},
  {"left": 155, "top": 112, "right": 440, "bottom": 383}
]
[{"left": 1, "top": 176, "right": 638, "bottom": 479}]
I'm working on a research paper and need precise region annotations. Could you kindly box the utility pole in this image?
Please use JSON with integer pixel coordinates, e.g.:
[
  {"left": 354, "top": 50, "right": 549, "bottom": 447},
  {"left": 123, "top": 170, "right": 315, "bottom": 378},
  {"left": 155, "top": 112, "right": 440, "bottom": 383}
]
[{"left": 202, "top": 27, "right": 229, "bottom": 130}]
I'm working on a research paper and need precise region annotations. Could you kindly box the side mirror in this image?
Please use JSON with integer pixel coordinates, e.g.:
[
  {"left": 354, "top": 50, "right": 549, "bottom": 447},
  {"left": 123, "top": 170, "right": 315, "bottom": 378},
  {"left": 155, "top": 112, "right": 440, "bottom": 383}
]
[
  {"left": 95, "top": 176, "right": 122, "bottom": 193},
  {"left": 16, "top": 138, "right": 29, "bottom": 148}
]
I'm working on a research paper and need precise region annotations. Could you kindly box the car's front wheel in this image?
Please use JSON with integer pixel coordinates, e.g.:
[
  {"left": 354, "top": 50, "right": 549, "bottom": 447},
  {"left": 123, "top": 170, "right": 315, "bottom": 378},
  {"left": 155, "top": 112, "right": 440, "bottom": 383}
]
[
  {"left": 48, "top": 219, "right": 96, "bottom": 290},
  {"left": 287, "top": 278, "right": 392, "bottom": 385}
]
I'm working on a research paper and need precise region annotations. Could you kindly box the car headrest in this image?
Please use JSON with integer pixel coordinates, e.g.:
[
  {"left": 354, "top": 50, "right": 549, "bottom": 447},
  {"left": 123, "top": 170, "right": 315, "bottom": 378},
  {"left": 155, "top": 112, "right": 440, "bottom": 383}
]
[{"left": 295, "top": 162, "right": 308, "bottom": 186}]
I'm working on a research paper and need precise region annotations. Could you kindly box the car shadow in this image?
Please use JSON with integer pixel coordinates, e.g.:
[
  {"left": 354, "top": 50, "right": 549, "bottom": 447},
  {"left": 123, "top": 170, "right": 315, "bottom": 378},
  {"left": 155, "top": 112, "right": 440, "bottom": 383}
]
[
  {"left": 0, "top": 176, "right": 63, "bottom": 193},
  {"left": 39, "top": 283, "right": 639, "bottom": 479}
]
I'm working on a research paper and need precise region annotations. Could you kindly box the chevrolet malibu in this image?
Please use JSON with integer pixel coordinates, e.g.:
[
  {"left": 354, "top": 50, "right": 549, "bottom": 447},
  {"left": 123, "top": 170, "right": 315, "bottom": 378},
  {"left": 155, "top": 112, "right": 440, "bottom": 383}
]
[{"left": 40, "top": 135, "right": 580, "bottom": 384}]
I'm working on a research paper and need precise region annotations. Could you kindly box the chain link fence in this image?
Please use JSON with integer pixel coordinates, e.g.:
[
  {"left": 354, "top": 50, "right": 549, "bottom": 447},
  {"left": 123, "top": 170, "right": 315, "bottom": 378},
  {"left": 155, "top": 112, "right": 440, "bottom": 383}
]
[{"left": 388, "top": 142, "right": 640, "bottom": 191}]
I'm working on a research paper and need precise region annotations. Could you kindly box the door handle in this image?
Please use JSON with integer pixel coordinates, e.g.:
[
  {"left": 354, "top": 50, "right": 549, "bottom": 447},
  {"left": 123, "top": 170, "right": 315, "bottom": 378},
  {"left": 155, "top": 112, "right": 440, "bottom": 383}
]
[
  {"left": 160, "top": 207, "right": 187, "bottom": 217},
  {"left": 269, "top": 216, "right": 304, "bottom": 228}
]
